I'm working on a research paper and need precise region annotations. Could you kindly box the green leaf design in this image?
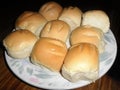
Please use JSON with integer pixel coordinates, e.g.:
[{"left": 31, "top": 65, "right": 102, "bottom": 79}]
[
  {"left": 26, "top": 67, "right": 33, "bottom": 75},
  {"left": 11, "top": 61, "right": 19, "bottom": 67},
  {"left": 34, "top": 73, "right": 53, "bottom": 79},
  {"left": 18, "top": 65, "right": 24, "bottom": 74}
]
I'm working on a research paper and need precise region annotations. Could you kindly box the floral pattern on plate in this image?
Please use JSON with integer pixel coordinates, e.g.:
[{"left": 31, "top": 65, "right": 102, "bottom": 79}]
[{"left": 5, "top": 29, "right": 117, "bottom": 89}]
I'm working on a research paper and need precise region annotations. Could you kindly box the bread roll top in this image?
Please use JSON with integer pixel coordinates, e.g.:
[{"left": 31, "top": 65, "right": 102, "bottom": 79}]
[
  {"left": 3, "top": 30, "right": 38, "bottom": 59},
  {"left": 70, "top": 25, "right": 105, "bottom": 53},
  {"left": 31, "top": 37, "right": 67, "bottom": 72},
  {"left": 59, "top": 6, "right": 83, "bottom": 31},
  {"left": 82, "top": 10, "right": 110, "bottom": 33},
  {"left": 15, "top": 11, "right": 47, "bottom": 36},
  {"left": 40, "top": 20, "right": 70, "bottom": 42},
  {"left": 63, "top": 43, "right": 99, "bottom": 72},
  {"left": 39, "top": 1, "right": 63, "bottom": 21},
  {"left": 62, "top": 43, "right": 99, "bottom": 82},
  {"left": 3, "top": 30, "right": 38, "bottom": 51}
]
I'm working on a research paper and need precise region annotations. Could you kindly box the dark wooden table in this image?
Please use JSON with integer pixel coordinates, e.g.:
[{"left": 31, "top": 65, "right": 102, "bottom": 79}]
[{"left": 0, "top": 0, "right": 120, "bottom": 90}]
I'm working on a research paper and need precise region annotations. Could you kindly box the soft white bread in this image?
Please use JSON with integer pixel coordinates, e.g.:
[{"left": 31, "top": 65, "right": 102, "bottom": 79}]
[
  {"left": 30, "top": 37, "right": 67, "bottom": 72},
  {"left": 3, "top": 30, "right": 38, "bottom": 59},
  {"left": 70, "top": 25, "right": 105, "bottom": 53},
  {"left": 59, "top": 6, "right": 83, "bottom": 31},
  {"left": 62, "top": 43, "right": 99, "bottom": 82},
  {"left": 82, "top": 10, "right": 110, "bottom": 33},
  {"left": 40, "top": 20, "right": 70, "bottom": 42},
  {"left": 39, "top": 1, "right": 63, "bottom": 21},
  {"left": 15, "top": 11, "right": 47, "bottom": 36}
]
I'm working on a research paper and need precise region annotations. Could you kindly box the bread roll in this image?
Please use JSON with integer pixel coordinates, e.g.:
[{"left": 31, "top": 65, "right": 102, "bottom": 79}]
[
  {"left": 70, "top": 25, "right": 105, "bottom": 53},
  {"left": 31, "top": 37, "right": 67, "bottom": 72},
  {"left": 15, "top": 11, "right": 47, "bottom": 36},
  {"left": 3, "top": 30, "right": 38, "bottom": 59},
  {"left": 82, "top": 10, "right": 110, "bottom": 33},
  {"left": 40, "top": 20, "right": 70, "bottom": 42},
  {"left": 59, "top": 6, "right": 83, "bottom": 31},
  {"left": 62, "top": 43, "right": 99, "bottom": 82},
  {"left": 39, "top": 1, "right": 63, "bottom": 21}
]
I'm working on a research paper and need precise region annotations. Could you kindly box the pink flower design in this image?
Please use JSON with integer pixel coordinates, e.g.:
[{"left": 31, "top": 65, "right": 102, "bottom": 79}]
[{"left": 29, "top": 77, "right": 39, "bottom": 83}]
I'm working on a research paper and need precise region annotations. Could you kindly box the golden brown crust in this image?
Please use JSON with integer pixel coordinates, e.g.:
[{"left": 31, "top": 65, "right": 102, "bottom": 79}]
[
  {"left": 70, "top": 25, "right": 105, "bottom": 53},
  {"left": 63, "top": 43, "right": 99, "bottom": 71},
  {"left": 62, "top": 43, "right": 99, "bottom": 82},
  {"left": 3, "top": 30, "right": 37, "bottom": 50},
  {"left": 59, "top": 6, "right": 83, "bottom": 31},
  {"left": 15, "top": 11, "right": 47, "bottom": 36},
  {"left": 40, "top": 20, "right": 70, "bottom": 42},
  {"left": 39, "top": 1, "right": 63, "bottom": 21},
  {"left": 3, "top": 30, "right": 38, "bottom": 58},
  {"left": 31, "top": 37, "right": 67, "bottom": 72}
]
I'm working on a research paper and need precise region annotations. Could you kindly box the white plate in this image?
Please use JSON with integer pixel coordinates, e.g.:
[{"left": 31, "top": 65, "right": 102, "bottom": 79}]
[{"left": 4, "top": 29, "right": 117, "bottom": 89}]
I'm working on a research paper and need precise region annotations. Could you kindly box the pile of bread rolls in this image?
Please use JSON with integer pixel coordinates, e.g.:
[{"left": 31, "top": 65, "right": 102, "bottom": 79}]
[{"left": 3, "top": 1, "right": 110, "bottom": 83}]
